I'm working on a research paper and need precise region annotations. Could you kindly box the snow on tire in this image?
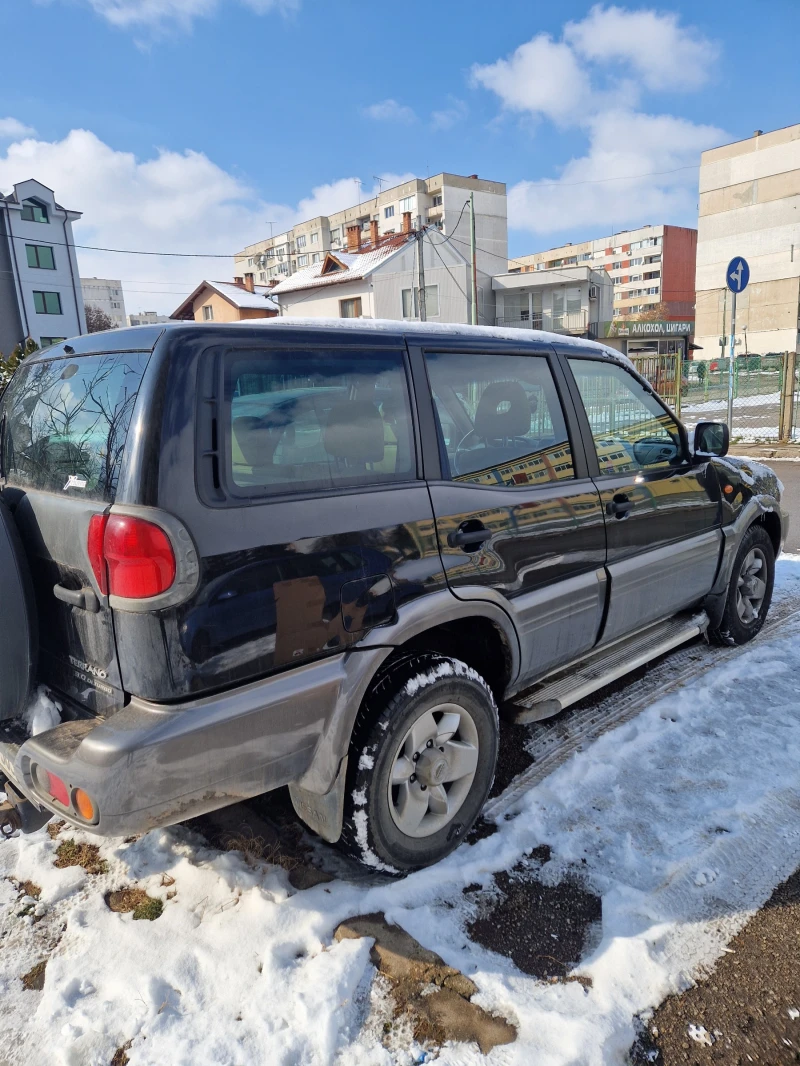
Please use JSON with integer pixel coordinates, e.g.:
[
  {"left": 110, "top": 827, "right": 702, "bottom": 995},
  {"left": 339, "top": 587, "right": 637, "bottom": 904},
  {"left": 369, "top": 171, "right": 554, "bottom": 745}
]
[{"left": 339, "top": 653, "right": 499, "bottom": 873}]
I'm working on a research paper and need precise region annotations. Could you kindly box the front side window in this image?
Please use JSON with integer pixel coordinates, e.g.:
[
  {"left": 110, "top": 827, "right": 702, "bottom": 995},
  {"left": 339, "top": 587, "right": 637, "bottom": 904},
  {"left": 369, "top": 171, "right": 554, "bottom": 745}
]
[
  {"left": 425, "top": 351, "right": 575, "bottom": 486},
  {"left": 1, "top": 352, "right": 150, "bottom": 501},
  {"left": 33, "top": 291, "right": 62, "bottom": 315},
  {"left": 21, "top": 200, "right": 48, "bottom": 223},
  {"left": 26, "top": 244, "right": 55, "bottom": 269},
  {"left": 340, "top": 297, "right": 362, "bottom": 318},
  {"left": 568, "top": 358, "right": 685, "bottom": 474},
  {"left": 202, "top": 304, "right": 214, "bottom": 321},
  {"left": 225, "top": 348, "right": 415, "bottom": 495}
]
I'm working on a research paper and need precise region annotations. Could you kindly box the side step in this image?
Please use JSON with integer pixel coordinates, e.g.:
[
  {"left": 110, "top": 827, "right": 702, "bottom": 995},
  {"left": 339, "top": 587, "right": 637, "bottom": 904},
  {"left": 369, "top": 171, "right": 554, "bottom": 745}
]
[{"left": 507, "top": 612, "right": 708, "bottom": 725}]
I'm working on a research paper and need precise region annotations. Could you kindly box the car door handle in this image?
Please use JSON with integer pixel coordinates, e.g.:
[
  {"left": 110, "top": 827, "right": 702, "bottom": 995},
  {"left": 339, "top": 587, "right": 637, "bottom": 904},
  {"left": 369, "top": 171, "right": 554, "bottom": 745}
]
[
  {"left": 447, "top": 526, "right": 492, "bottom": 550},
  {"left": 606, "top": 495, "right": 633, "bottom": 518},
  {"left": 53, "top": 583, "right": 100, "bottom": 613}
]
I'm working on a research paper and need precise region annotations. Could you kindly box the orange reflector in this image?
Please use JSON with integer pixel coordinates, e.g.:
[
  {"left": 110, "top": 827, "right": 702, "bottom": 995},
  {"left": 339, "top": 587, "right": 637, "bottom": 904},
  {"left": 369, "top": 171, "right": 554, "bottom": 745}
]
[
  {"left": 73, "top": 788, "right": 95, "bottom": 821},
  {"left": 724, "top": 484, "right": 734, "bottom": 495}
]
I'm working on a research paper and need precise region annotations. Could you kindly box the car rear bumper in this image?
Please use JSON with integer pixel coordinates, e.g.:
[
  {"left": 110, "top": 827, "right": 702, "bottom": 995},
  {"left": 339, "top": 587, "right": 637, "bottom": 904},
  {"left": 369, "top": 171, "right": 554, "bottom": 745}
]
[{"left": 0, "top": 647, "right": 387, "bottom": 837}]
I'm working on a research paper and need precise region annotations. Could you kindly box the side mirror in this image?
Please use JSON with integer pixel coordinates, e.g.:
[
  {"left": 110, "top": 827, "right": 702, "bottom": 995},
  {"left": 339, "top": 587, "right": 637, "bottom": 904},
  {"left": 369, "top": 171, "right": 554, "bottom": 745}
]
[{"left": 692, "top": 421, "right": 729, "bottom": 459}]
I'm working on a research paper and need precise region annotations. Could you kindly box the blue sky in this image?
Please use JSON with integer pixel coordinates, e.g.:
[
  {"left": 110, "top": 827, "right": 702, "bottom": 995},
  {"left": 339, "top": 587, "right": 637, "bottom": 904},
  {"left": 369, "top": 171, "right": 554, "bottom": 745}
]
[{"left": 1, "top": 0, "right": 798, "bottom": 314}]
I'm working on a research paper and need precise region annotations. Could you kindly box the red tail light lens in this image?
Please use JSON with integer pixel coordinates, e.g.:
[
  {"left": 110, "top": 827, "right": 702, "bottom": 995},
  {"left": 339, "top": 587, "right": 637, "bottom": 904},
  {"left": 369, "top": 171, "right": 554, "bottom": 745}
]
[
  {"left": 103, "top": 515, "right": 176, "bottom": 599},
  {"left": 88, "top": 514, "right": 109, "bottom": 595},
  {"left": 33, "top": 765, "right": 70, "bottom": 807}
]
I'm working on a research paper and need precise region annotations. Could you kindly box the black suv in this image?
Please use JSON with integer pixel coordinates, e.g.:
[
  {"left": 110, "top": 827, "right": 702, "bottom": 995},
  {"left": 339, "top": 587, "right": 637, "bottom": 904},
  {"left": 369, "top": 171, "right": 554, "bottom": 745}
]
[{"left": 0, "top": 321, "right": 787, "bottom": 871}]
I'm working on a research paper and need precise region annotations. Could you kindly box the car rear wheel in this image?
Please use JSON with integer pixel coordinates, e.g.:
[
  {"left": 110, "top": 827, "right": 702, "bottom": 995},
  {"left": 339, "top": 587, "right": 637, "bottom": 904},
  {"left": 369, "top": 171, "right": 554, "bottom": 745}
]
[
  {"left": 709, "top": 524, "right": 775, "bottom": 646},
  {"left": 339, "top": 653, "right": 499, "bottom": 873}
]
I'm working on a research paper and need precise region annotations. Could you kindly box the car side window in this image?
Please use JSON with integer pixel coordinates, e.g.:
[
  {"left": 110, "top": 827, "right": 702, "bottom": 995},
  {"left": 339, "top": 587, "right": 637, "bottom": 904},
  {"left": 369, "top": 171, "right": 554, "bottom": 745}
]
[
  {"left": 223, "top": 348, "right": 415, "bottom": 495},
  {"left": 424, "top": 351, "right": 575, "bottom": 486},
  {"left": 568, "top": 358, "right": 685, "bottom": 475}
]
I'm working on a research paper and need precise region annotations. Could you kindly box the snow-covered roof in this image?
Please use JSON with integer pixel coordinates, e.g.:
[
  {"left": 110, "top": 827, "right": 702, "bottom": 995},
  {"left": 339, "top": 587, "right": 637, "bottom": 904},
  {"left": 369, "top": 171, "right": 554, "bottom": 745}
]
[
  {"left": 207, "top": 281, "right": 278, "bottom": 310},
  {"left": 270, "top": 240, "right": 412, "bottom": 296}
]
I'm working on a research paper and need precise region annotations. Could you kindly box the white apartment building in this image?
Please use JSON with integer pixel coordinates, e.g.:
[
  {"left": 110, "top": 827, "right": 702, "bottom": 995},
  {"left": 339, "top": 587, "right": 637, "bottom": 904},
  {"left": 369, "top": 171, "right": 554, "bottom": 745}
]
[
  {"left": 0, "top": 179, "right": 86, "bottom": 354},
  {"left": 695, "top": 124, "right": 800, "bottom": 358},
  {"left": 128, "top": 311, "right": 171, "bottom": 326},
  {"left": 235, "top": 172, "right": 507, "bottom": 303},
  {"left": 493, "top": 266, "right": 614, "bottom": 339},
  {"left": 510, "top": 224, "right": 697, "bottom": 324},
  {"left": 81, "top": 277, "right": 127, "bottom": 328}
]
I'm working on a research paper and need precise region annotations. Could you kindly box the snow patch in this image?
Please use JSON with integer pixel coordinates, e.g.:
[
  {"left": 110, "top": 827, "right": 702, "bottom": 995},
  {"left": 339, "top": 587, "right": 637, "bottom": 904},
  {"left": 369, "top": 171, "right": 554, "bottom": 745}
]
[
  {"left": 687, "top": 1023, "right": 714, "bottom": 1046},
  {"left": 352, "top": 809, "right": 397, "bottom": 875},
  {"left": 22, "top": 686, "right": 62, "bottom": 737}
]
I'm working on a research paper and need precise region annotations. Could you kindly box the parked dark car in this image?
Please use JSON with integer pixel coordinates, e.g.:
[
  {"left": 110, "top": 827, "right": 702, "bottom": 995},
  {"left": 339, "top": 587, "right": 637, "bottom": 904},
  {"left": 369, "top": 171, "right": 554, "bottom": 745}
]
[{"left": 0, "top": 321, "right": 787, "bottom": 871}]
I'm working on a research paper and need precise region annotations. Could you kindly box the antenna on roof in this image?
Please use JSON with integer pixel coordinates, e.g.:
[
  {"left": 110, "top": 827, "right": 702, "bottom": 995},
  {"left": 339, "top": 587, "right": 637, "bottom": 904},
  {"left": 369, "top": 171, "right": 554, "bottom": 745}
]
[{"left": 373, "top": 176, "right": 387, "bottom": 194}]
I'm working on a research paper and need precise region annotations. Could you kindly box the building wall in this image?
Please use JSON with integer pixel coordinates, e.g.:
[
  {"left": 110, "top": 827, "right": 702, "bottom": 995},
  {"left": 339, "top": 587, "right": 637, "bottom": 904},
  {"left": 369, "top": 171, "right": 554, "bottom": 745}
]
[
  {"left": 493, "top": 266, "right": 613, "bottom": 335},
  {"left": 278, "top": 279, "right": 375, "bottom": 319},
  {"left": 190, "top": 291, "right": 262, "bottom": 322},
  {"left": 1, "top": 180, "right": 86, "bottom": 350},
  {"left": 0, "top": 206, "right": 23, "bottom": 356},
  {"left": 694, "top": 124, "right": 800, "bottom": 358},
  {"left": 660, "top": 227, "right": 697, "bottom": 320},
  {"left": 81, "top": 277, "right": 127, "bottom": 328}
]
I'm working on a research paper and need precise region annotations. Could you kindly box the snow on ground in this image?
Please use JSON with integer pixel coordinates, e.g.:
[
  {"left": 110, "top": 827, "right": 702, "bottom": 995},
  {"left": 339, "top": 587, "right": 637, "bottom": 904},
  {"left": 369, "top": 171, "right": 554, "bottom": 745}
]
[
  {"left": 681, "top": 391, "right": 780, "bottom": 415},
  {"left": 2, "top": 557, "right": 800, "bottom": 1066}
]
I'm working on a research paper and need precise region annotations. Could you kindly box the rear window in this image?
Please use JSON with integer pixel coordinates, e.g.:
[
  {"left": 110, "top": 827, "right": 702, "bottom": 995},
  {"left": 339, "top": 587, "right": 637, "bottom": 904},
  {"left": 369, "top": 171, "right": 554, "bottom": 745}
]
[
  {"left": 0, "top": 352, "right": 150, "bottom": 502},
  {"left": 224, "top": 348, "right": 416, "bottom": 497}
]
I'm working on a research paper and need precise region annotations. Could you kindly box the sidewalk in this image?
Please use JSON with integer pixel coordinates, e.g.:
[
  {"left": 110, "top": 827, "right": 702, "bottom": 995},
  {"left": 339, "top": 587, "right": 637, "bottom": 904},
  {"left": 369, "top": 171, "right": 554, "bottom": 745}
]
[{"left": 728, "top": 443, "right": 800, "bottom": 459}]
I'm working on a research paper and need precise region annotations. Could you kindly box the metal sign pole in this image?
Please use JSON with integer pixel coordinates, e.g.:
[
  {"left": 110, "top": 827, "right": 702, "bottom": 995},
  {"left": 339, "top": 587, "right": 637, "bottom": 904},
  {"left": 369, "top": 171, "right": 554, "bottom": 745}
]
[{"left": 727, "top": 289, "right": 736, "bottom": 428}]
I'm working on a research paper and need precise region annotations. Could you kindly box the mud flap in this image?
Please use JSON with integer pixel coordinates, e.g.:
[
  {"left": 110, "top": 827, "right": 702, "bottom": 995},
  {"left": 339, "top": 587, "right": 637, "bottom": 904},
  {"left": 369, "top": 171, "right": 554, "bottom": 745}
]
[{"left": 289, "top": 755, "right": 347, "bottom": 843}]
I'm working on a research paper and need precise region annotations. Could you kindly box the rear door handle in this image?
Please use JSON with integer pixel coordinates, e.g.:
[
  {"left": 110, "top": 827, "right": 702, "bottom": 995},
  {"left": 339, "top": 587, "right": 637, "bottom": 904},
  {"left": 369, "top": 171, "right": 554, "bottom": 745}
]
[
  {"left": 447, "top": 526, "right": 492, "bottom": 550},
  {"left": 606, "top": 495, "right": 633, "bottom": 518},
  {"left": 53, "top": 583, "right": 100, "bottom": 613}
]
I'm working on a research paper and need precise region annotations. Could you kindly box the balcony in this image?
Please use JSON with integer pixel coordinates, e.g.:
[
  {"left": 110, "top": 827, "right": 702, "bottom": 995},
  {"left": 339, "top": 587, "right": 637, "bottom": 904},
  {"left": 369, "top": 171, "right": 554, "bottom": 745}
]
[{"left": 496, "top": 310, "right": 589, "bottom": 335}]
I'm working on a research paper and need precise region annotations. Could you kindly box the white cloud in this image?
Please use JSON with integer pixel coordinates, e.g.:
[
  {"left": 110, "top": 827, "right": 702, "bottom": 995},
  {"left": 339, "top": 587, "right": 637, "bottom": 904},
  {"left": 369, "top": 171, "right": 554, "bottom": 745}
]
[
  {"left": 0, "top": 128, "right": 417, "bottom": 316},
  {"left": 430, "top": 97, "right": 468, "bottom": 131},
  {"left": 508, "top": 109, "right": 725, "bottom": 238},
  {"left": 363, "top": 99, "right": 417, "bottom": 124},
  {"left": 472, "top": 34, "right": 592, "bottom": 124},
  {"left": 0, "top": 118, "right": 36, "bottom": 140},
  {"left": 564, "top": 5, "right": 718, "bottom": 91},
  {"left": 73, "top": 0, "right": 296, "bottom": 34}
]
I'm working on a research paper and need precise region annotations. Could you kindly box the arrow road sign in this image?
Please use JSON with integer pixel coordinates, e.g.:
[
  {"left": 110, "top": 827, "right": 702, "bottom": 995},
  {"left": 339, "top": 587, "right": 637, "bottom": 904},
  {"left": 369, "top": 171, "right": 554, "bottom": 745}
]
[{"left": 726, "top": 256, "right": 750, "bottom": 293}]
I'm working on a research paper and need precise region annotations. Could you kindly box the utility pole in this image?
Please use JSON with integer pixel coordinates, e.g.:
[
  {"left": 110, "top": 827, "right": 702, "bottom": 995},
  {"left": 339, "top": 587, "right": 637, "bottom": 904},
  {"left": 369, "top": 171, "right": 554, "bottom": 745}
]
[
  {"left": 469, "top": 192, "right": 478, "bottom": 325},
  {"left": 417, "top": 225, "right": 427, "bottom": 322}
]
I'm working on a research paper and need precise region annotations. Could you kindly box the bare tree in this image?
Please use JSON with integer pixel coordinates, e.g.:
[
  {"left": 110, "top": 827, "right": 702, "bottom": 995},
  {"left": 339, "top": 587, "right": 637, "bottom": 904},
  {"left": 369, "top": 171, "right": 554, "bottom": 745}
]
[{"left": 84, "top": 304, "right": 114, "bottom": 333}]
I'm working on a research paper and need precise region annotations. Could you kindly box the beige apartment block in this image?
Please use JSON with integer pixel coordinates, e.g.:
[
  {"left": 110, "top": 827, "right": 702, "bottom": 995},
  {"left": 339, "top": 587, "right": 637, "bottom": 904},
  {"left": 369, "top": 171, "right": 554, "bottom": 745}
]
[
  {"left": 694, "top": 123, "right": 800, "bottom": 359},
  {"left": 234, "top": 172, "right": 507, "bottom": 289}
]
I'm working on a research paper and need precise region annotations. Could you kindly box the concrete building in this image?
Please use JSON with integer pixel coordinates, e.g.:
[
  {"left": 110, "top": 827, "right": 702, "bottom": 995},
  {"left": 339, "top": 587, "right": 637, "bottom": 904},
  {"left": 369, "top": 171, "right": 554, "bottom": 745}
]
[
  {"left": 235, "top": 173, "right": 507, "bottom": 323},
  {"left": 493, "top": 265, "right": 613, "bottom": 339},
  {"left": 694, "top": 124, "right": 800, "bottom": 359},
  {"left": 128, "top": 311, "right": 171, "bottom": 326},
  {"left": 171, "top": 277, "right": 279, "bottom": 322},
  {"left": 0, "top": 179, "right": 86, "bottom": 354},
  {"left": 270, "top": 228, "right": 486, "bottom": 324},
  {"left": 81, "top": 277, "right": 127, "bottom": 328},
  {"left": 509, "top": 224, "right": 697, "bottom": 324}
]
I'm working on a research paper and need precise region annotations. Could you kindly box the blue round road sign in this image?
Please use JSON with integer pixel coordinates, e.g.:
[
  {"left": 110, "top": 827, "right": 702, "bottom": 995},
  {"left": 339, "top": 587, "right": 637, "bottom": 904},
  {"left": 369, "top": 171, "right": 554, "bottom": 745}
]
[{"left": 726, "top": 256, "right": 750, "bottom": 293}]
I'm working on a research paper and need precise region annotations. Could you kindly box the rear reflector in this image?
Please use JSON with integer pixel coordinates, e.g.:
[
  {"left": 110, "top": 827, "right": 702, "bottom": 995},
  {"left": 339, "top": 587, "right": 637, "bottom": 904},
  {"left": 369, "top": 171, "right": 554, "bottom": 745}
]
[
  {"left": 103, "top": 515, "right": 176, "bottom": 599},
  {"left": 73, "top": 788, "right": 96, "bottom": 821},
  {"left": 88, "top": 513, "right": 109, "bottom": 595},
  {"left": 35, "top": 767, "right": 69, "bottom": 808}
]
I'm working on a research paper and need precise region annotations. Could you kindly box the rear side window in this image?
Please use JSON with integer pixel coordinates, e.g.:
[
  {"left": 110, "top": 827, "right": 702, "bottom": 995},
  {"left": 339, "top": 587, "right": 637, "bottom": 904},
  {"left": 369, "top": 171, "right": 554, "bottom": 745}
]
[
  {"left": 224, "top": 348, "right": 415, "bottom": 496},
  {"left": 1, "top": 352, "right": 150, "bottom": 501}
]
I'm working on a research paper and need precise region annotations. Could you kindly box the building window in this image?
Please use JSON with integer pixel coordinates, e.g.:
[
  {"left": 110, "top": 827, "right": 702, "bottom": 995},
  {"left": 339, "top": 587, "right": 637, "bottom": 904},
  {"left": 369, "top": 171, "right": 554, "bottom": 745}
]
[
  {"left": 432, "top": 195, "right": 443, "bottom": 207},
  {"left": 21, "top": 200, "right": 48, "bottom": 223},
  {"left": 612, "top": 262, "right": 622, "bottom": 270},
  {"left": 646, "top": 286, "right": 660, "bottom": 295},
  {"left": 384, "top": 206, "right": 395, "bottom": 219},
  {"left": 25, "top": 244, "right": 56, "bottom": 269},
  {"left": 33, "top": 291, "right": 62, "bottom": 315},
  {"left": 40, "top": 337, "right": 65, "bottom": 348},
  {"left": 259, "top": 272, "right": 266, "bottom": 282},
  {"left": 310, "top": 232, "right": 319, "bottom": 244},
  {"left": 298, "top": 254, "right": 309, "bottom": 267},
  {"left": 247, "top": 258, "right": 253, "bottom": 267},
  {"left": 311, "top": 252, "right": 320, "bottom": 264},
  {"left": 401, "top": 285, "right": 439, "bottom": 318},
  {"left": 340, "top": 297, "right": 362, "bottom": 319},
  {"left": 202, "top": 305, "right": 214, "bottom": 321},
  {"left": 579, "top": 252, "right": 591, "bottom": 261},
  {"left": 296, "top": 234, "right": 307, "bottom": 248},
  {"left": 400, "top": 196, "right": 415, "bottom": 213}
]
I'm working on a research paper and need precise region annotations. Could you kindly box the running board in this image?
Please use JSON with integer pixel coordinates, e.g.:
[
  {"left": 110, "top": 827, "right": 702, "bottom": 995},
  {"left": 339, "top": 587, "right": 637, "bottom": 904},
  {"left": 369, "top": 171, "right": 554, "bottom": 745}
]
[{"left": 508, "top": 612, "right": 708, "bottom": 725}]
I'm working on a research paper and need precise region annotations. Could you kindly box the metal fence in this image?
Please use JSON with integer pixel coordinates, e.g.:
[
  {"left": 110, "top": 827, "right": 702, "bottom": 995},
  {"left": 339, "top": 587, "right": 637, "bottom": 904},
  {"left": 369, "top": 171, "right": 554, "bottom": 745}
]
[{"left": 630, "top": 352, "right": 800, "bottom": 442}]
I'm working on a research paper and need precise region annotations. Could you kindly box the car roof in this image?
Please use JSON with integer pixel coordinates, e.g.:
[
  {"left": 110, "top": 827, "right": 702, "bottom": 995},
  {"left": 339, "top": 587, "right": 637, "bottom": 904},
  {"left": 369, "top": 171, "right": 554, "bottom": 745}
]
[{"left": 27, "top": 318, "right": 626, "bottom": 364}]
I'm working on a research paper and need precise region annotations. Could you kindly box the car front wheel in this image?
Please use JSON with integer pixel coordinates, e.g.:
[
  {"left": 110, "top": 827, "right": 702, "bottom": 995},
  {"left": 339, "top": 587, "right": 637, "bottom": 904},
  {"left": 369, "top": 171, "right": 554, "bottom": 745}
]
[
  {"left": 339, "top": 653, "right": 499, "bottom": 873},
  {"left": 709, "top": 524, "right": 775, "bottom": 645}
]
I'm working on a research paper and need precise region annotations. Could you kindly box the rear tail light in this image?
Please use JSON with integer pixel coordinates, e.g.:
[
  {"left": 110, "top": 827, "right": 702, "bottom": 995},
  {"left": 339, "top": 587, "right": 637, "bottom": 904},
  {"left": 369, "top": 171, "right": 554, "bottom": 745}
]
[
  {"left": 87, "top": 514, "right": 176, "bottom": 600},
  {"left": 72, "top": 788, "right": 96, "bottom": 821},
  {"left": 33, "top": 765, "right": 69, "bottom": 807}
]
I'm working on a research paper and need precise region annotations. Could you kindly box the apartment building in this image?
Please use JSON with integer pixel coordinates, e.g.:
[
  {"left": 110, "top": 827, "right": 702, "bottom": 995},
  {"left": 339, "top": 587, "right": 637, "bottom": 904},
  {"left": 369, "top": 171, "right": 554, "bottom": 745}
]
[
  {"left": 694, "top": 124, "right": 800, "bottom": 359},
  {"left": 235, "top": 172, "right": 507, "bottom": 299},
  {"left": 0, "top": 179, "right": 86, "bottom": 354},
  {"left": 128, "top": 311, "right": 171, "bottom": 326},
  {"left": 509, "top": 224, "right": 696, "bottom": 324},
  {"left": 81, "top": 277, "right": 127, "bottom": 328},
  {"left": 492, "top": 266, "right": 614, "bottom": 339}
]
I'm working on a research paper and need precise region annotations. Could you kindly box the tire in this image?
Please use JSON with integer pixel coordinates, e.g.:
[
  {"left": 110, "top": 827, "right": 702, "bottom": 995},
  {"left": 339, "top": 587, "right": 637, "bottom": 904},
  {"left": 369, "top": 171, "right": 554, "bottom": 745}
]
[
  {"left": 708, "top": 524, "right": 775, "bottom": 646},
  {"left": 339, "top": 653, "right": 499, "bottom": 873}
]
